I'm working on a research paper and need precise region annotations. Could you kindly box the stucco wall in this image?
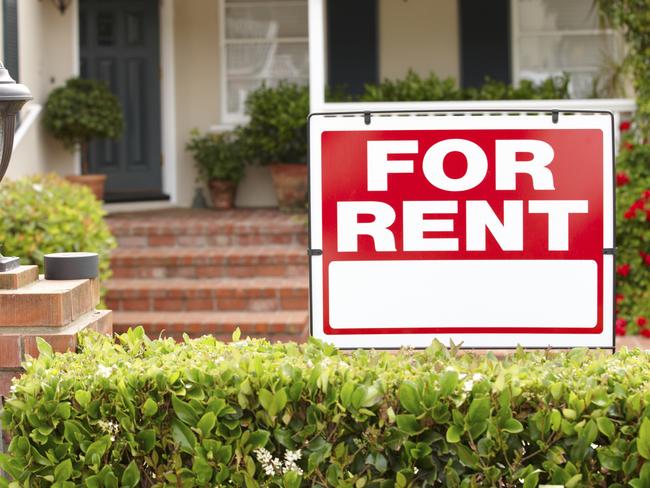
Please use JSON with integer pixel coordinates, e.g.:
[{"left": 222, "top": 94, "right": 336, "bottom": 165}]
[
  {"left": 6, "top": 0, "right": 76, "bottom": 181},
  {"left": 378, "top": 0, "right": 460, "bottom": 82}
]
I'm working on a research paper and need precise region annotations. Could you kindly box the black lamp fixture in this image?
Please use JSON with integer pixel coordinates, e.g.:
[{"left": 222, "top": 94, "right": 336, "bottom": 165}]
[
  {"left": 0, "top": 62, "right": 33, "bottom": 272},
  {"left": 48, "top": 0, "right": 73, "bottom": 15}
]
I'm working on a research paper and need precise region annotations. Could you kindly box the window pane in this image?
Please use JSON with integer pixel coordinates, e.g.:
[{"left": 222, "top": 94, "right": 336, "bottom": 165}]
[
  {"left": 226, "top": 3, "right": 308, "bottom": 39},
  {"left": 519, "top": 34, "right": 619, "bottom": 71},
  {"left": 518, "top": 0, "right": 600, "bottom": 31}
]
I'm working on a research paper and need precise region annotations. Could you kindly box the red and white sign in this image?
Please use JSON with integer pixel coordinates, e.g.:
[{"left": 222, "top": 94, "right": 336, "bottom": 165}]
[{"left": 308, "top": 112, "right": 614, "bottom": 349}]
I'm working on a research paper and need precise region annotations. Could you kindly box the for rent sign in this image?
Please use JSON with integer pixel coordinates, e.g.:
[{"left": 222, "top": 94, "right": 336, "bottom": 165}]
[{"left": 308, "top": 112, "right": 614, "bottom": 349}]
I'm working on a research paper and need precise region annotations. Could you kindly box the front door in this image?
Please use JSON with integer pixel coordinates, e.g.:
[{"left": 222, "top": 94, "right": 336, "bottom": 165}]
[{"left": 79, "top": 0, "right": 164, "bottom": 202}]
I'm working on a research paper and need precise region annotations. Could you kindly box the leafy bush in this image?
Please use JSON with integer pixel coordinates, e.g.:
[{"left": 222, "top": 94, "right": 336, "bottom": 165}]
[
  {"left": 239, "top": 82, "right": 309, "bottom": 165},
  {"left": 3, "top": 328, "right": 650, "bottom": 487},
  {"left": 186, "top": 130, "right": 245, "bottom": 183},
  {"left": 43, "top": 78, "right": 124, "bottom": 150},
  {"left": 0, "top": 174, "right": 116, "bottom": 286},
  {"left": 329, "top": 71, "right": 570, "bottom": 102},
  {"left": 614, "top": 124, "right": 650, "bottom": 336}
]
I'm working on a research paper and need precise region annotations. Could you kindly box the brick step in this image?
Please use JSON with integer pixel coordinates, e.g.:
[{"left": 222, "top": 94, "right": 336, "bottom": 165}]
[
  {"left": 108, "top": 209, "right": 307, "bottom": 248},
  {"left": 112, "top": 310, "right": 309, "bottom": 342},
  {"left": 105, "top": 277, "right": 308, "bottom": 312},
  {"left": 0, "top": 278, "right": 99, "bottom": 327},
  {"left": 110, "top": 246, "right": 308, "bottom": 279}
]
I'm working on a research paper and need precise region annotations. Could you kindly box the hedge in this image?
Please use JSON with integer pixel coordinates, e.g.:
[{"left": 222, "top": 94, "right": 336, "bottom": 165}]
[{"left": 2, "top": 328, "right": 650, "bottom": 487}]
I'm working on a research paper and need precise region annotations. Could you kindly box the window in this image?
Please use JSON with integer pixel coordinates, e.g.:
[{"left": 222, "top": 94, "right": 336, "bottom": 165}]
[
  {"left": 511, "top": 0, "right": 624, "bottom": 98},
  {"left": 3, "top": 0, "right": 19, "bottom": 81},
  {"left": 220, "top": 0, "right": 309, "bottom": 123}
]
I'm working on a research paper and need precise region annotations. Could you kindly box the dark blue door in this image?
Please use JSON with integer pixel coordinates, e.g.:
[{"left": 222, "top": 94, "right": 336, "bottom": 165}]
[{"left": 80, "top": 0, "right": 164, "bottom": 202}]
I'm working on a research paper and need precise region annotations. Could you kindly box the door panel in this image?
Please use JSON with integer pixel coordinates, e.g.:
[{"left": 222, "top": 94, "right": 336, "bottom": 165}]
[{"left": 79, "top": 0, "right": 164, "bottom": 201}]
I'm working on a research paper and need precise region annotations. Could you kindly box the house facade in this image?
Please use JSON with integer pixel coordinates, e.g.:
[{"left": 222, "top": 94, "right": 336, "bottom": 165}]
[{"left": 0, "top": 0, "right": 633, "bottom": 207}]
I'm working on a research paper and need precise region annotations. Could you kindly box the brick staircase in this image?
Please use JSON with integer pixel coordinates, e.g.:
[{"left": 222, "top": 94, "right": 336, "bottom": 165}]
[{"left": 106, "top": 209, "right": 310, "bottom": 342}]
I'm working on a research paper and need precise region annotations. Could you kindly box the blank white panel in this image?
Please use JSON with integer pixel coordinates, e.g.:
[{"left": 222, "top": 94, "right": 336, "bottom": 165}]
[{"left": 329, "top": 260, "right": 598, "bottom": 329}]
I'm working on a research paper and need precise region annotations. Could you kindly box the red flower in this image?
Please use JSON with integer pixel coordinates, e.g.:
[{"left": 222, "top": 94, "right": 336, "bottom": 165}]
[
  {"left": 616, "top": 172, "right": 630, "bottom": 186},
  {"left": 617, "top": 263, "right": 631, "bottom": 276},
  {"left": 616, "top": 293, "right": 624, "bottom": 304},
  {"left": 637, "top": 316, "right": 648, "bottom": 327},
  {"left": 616, "top": 319, "right": 627, "bottom": 336},
  {"left": 631, "top": 199, "right": 645, "bottom": 210},
  {"left": 620, "top": 120, "right": 631, "bottom": 132},
  {"left": 646, "top": 254, "right": 650, "bottom": 265},
  {"left": 641, "top": 329, "right": 650, "bottom": 338},
  {"left": 623, "top": 141, "right": 635, "bottom": 151},
  {"left": 624, "top": 208, "right": 637, "bottom": 219}
]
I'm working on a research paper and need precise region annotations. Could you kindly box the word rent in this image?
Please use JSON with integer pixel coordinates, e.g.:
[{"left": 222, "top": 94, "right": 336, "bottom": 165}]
[{"left": 338, "top": 139, "right": 588, "bottom": 252}]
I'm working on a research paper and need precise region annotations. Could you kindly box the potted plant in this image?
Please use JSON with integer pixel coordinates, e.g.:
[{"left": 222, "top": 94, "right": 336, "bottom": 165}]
[
  {"left": 239, "top": 82, "right": 309, "bottom": 209},
  {"left": 43, "top": 77, "right": 124, "bottom": 200},
  {"left": 186, "top": 129, "right": 245, "bottom": 209}
]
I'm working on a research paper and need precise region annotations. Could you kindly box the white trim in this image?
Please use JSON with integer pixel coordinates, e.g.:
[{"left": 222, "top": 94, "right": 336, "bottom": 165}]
[
  {"left": 13, "top": 103, "right": 42, "bottom": 149},
  {"left": 160, "top": 0, "right": 177, "bottom": 204},
  {"left": 308, "top": 0, "right": 325, "bottom": 113},
  {"left": 218, "top": 0, "right": 230, "bottom": 124},
  {"left": 510, "top": 0, "right": 519, "bottom": 86},
  {"left": 71, "top": 0, "right": 82, "bottom": 174}
]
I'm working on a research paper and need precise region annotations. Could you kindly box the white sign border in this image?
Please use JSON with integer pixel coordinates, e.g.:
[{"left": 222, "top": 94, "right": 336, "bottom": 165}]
[{"left": 308, "top": 110, "right": 615, "bottom": 349}]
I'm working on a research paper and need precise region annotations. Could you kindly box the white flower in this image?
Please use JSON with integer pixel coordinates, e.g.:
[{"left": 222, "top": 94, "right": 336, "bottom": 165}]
[
  {"left": 463, "top": 380, "right": 474, "bottom": 392},
  {"left": 413, "top": 466, "right": 419, "bottom": 475},
  {"left": 32, "top": 184, "right": 43, "bottom": 192},
  {"left": 9, "top": 384, "right": 16, "bottom": 394},
  {"left": 472, "top": 373, "right": 484, "bottom": 382},
  {"left": 97, "top": 364, "right": 114, "bottom": 378}
]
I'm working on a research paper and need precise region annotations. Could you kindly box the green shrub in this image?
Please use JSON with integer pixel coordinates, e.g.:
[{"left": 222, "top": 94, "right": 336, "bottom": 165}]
[
  {"left": 186, "top": 130, "right": 245, "bottom": 183},
  {"left": 239, "top": 82, "right": 309, "bottom": 165},
  {"left": 3, "top": 328, "right": 650, "bottom": 487},
  {"left": 0, "top": 174, "right": 116, "bottom": 286},
  {"left": 330, "top": 71, "right": 570, "bottom": 102},
  {"left": 43, "top": 78, "right": 123, "bottom": 150}
]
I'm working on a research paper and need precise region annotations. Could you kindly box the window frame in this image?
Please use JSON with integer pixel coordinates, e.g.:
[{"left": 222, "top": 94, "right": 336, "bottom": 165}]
[{"left": 219, "top": 0, "right": 309, "bottom": 125}]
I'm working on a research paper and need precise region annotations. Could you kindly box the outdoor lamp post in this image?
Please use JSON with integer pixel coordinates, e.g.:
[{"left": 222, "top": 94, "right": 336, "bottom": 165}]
[{"left": 0, "top": 62, "right": 33, "bottom": 272}]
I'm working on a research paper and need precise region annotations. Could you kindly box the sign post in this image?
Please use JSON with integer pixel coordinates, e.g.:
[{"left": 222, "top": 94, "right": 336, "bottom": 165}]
[{"left": 308, "top": 111, "right": 614, "bottom": 349}]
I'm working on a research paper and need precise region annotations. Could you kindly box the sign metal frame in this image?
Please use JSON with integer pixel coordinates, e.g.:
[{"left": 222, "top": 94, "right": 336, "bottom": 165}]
[{"left": 308, "top": 109, "right": 616, "bottom": 350}]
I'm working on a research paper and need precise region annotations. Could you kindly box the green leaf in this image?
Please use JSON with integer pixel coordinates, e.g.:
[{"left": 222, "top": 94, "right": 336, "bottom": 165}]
[
  {"left": 171, "top": 419, "right": 197, "bottom": 450},
  {"left": 197, "top": 412, "right": 217, "bottom": 437},
  {"left": 502, "top": 418, "right": 524, "bottom": 433},
  {"left": 398, "top": 382, "right": 423, "bottom": 415},
  {"left": 468, "top": 397, "right": 491, "bottom": 423},
  {"left": 85, "top": 437, "right": 109, "bottom": 467},
  {"left": 192, "top": 456, "right": 214, "bottom": 485},
  {"left": 597, "top": 417, "right": 615, "bottom": 440},
  {"left": 141, "top": 398, "right": 158, "bottom": 417},
  {"left": 232, "top": 327, "right": 241, "bottom": 342},
  {"left": 121, "top": 461, "right": 140, "bottom": 488},
  {"left": 171, "top": 395, "right": 198, "bottom": 425},
  {"left": 456, "top": 444, "right": 479, "bottom": 469},
  {"left": 523, "top": 471, "right": 539, "bottom": 488},
  {"left": 36, "top": 337, "right": 53, "bottom": 358},
  {"left": 249, "top": 430, "right": 270, "bottom": 449},
  {"left": 638, "top": 417, "right": 650, "bottom": 460},
  {"left": 446, "top": 425, "right": 463, "bottom": 443},
  {"left": 259, "top": 389, "right": 273, "bottom": 413},
  {"left": 439, "top": 370, "right": 459, "bottom": 395},
  {"left": 54, "top": 459, "right": 73, "bottom": 482},
  {"left": 74, "top": 390, "right": 91, "bottom": 408},
  {"left": 396, "top": 414, "right": 421, "bottom": 435},
  {"left": 135, "top": 430, "right": 156, "bottom": 453}
]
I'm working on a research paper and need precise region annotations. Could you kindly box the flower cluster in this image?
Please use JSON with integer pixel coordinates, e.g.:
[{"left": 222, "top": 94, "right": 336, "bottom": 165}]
[
  {"left": 97, "top": 419, "right": 120, "bottom": 442},
  {"left": 253, "top": 448, "right": 303, "bottom": 478},
  {"left": 614, "top": 121, "right": 649, "bottom": 335}
]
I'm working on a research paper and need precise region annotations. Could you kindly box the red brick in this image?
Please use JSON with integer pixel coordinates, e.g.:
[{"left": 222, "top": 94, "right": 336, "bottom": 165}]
[
  {"left": 218, "top": 298, "right": 247, "bottom": 310},
  {"left": 187, "top": 299, "right": 214, "bottom": 310},
  {"left": 121, "top": 299, "right": 150, "bottom": 311},
  {"left": 148, "top": 235, "right": 176, "bottom": 246},
  {"left": 154, "top": 299, "right": 184, "bottom": 311},
  {"left": 280, "top": 296, "right": 309, "bottom": 310},
  {"left": 0, "top": 335, "right": 21, "bottom": 368}
]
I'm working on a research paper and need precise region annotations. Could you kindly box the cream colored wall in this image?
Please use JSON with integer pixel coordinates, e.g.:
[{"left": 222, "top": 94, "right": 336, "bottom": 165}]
[
  {"left": 6, "top": 0, "right": 77, "bottom": 181},
  {"left": 173, "top": 0, "right": 277, "bottom": 207},
  {"left": 378, "top": 0, "right": 459, "bottom": 81},
  {"left": 173, "top": 0, "right": 220, "bottom": 207}
]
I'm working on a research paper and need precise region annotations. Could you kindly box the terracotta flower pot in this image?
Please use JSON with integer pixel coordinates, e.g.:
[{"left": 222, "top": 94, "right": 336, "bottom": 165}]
[
  {"left": 269, "top": 163, "right": 308, "bottom": 210},
  {"left": 65, "top": 174, "right": 107, "bottom": 201},
  {"left": 208, "top": 179, "right": 237, "bottom": 209}
]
